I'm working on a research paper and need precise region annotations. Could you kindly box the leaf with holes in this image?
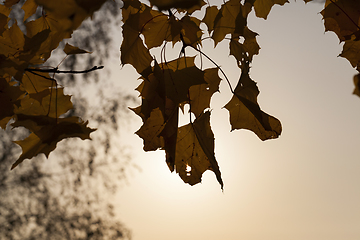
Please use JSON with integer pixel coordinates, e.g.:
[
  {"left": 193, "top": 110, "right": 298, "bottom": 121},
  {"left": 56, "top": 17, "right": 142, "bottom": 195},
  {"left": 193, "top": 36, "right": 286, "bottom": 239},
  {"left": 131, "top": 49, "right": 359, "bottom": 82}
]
[{"left": 175, "top": 111, "right": 223, "bottom": 188}]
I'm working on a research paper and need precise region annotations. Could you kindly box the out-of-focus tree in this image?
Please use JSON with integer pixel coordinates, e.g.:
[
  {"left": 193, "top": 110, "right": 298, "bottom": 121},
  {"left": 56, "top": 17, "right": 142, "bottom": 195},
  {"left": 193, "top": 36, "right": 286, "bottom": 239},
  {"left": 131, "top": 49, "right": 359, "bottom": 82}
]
[{"left": 0, "top": 0, "right": 133, "bottom": 239}]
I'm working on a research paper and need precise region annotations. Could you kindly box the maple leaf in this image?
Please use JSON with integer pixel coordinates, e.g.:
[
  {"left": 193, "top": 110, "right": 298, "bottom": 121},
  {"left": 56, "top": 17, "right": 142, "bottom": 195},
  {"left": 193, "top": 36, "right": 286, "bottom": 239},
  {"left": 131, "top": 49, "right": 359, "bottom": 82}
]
[
  {"left": 321, "top": 0, "right": 360, "bottom": 41},
  {"left": 133, "top": 62, "right": 166, "bottom": 121},
  {"left": 181, "top": 0, "right": 206, "bottom": 15},
  {"left": 175, "top": 111, "right": 223, "bottom": 188},
  {"left": 253, "top": 0, "right": 289, "bottom": 19},
  {"left": 161, "top": 101, "right": 178, "bottom": 172},
  {"left": 133, "top": 57, "right": 207, "bottom": 173},
  {"left": 132, "top": 62, "right": 178, "bottom": 169},
  {"left": 121, "top": 0, "right": 144, "bottom": 23},
  {"left": 0, "top": 77, "right": 25, "bottom": 128},
  {"left": 188, "top": 68, "right": 221, "bottom": 117},
  {"left": 230, "top": 27, "right": 260, "bottom": 65},
  {"left": 224, "top": 63, "right": 281, "bottom": 140},
  {"left": 142, "top": 13, "right": 181, "bottom": 49},
  {"left": 202, "top": 6, "right": 219, "bottom": 33},
  {"left": 121, "top": 24, "right": 153, "bottom": 74},
  {"left": 63, "top": 43, "right": 91, "bottom": 55},
  {"left": 0, "top": 4, "right": 10, "bottom": 35},
  {"left": 179, "top": 16, "right": 202, "bottom": 46},
  {"left": 138, "top": 57, "right": 205, "bottom": 107},
  {"left": 149, "top": 0, "right": 204, "bottom": 12},
  {"left": 4, "top": 0, "right": 20, "bottom": 8},
  {"left": 14, "top": 87, "right": 73, "bottom": 118},
  {"left": 340, "top": 39, "right": 360, "bottom": 71},
  {"left": 120, "top": 7, "right": 155, "bottom": 74},
  {"left": 353, "top": 74, "right": 360, "bottom": 97},
  {"left": 211, "top": 0, "right": 247, "bottom": 46},
  {"left": 0, "top": 22, "right": 25, "bottom": 57},
  {"left": 11, "top": 115, "right": 95, "bottom": 169},
  {"left": 34, "top": 0, "right": 107, "bottom": 36},
  {"left": 141, "top": 12, "right": 201, "bottom": 49},
  {"left": 22, "top": 0, "right": 38, "bottom": 22},
  {"left": 21, "top": 29, "right": 51, "bottom": 64},
  {"left": 24, "top": 13, "right": 69, "bottom": 63},
  {"left": 21, "top": 71, "right": 54, "bottom": 94},
  {"left": 136, "top": 108, "right": 166, "bottom": 151},
  {"left": 162, "top": 58, "right": 206, "bottom": 104}
]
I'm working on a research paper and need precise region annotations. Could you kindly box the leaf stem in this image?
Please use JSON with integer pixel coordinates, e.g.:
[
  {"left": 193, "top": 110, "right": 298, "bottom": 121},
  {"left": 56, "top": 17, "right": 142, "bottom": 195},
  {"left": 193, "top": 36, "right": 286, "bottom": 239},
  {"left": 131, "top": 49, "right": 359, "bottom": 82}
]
[{"left": 188, "top": 45, "right": 234, "bottom": 93}]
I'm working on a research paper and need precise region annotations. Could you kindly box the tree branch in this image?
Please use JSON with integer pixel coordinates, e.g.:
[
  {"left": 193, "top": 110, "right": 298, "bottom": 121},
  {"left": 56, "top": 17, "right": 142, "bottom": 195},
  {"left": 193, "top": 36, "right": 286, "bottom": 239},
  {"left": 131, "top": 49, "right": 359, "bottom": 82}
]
[{"left": 25, "top": 66, "right": 104, "bottom": 74}]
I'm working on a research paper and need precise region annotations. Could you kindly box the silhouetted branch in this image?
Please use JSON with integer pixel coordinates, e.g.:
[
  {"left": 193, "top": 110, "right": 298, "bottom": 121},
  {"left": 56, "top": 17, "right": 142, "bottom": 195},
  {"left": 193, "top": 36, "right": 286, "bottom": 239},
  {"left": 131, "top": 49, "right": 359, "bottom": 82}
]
[{"left": 25, "top": 66, "right": 104, "bottom": 74}]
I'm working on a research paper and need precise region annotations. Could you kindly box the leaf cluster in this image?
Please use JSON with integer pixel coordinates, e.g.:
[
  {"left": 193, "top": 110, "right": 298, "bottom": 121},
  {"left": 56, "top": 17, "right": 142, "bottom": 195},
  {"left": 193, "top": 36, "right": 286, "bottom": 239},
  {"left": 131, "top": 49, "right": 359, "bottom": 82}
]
[
  {"left": 0, "top": 0, "right": 107, "bottom": 169},
  {"left": 122, "top": 0, "right": 360, "bottom": 188},
  {"left": 121, "top": 0, "right": 286, "bottom": 189},
  {"left": 1, "top": 0, "right": 360, "bottom": 189}
]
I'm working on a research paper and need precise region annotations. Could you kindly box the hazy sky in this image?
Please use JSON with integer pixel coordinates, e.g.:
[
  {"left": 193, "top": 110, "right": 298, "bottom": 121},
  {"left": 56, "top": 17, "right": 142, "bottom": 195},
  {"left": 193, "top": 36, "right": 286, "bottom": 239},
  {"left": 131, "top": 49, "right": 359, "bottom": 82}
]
[{"left": 109, "top": 1, "right": 360, "bottom": 239}]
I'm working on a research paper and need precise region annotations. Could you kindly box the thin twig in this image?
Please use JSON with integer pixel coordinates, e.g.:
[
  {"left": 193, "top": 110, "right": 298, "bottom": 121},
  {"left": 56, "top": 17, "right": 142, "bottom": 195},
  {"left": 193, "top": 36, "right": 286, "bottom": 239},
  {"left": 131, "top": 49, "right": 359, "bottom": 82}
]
[
  {"left": 188, "top": 45, "right": 234, "bottom": 93},
  {"left": 25, "top": 66, "right": 104, "bottom": 74},
  {"left": 26, "top": 70, "right": 56, "bottom": 81}
]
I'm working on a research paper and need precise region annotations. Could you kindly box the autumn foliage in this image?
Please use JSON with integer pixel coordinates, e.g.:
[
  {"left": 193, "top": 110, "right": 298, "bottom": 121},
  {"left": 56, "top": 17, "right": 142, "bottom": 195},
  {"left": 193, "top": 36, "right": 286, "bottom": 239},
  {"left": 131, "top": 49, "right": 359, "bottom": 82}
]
[{"left": 1, "top": 0, "right": 360, "bottom": 188}]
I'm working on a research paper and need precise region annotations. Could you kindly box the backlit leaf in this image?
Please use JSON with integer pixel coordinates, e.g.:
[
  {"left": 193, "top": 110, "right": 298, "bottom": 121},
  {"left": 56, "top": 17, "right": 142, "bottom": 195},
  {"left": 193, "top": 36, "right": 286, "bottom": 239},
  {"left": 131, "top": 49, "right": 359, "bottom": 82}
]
[
  {"left": 4, "top": 0, "right": 19, "bottom": 8},
  {"left": 162, "top": 57, "right": 206, "bottom": 104},
  {"left": 253, "top": 0, "right": 289, "bottom": 19},
  {"left": 120, "top": 7, "right": 154, "bottom": 74},
  {"left": 0, "top": 4, "right": 10, "bottom": 35},
  {"left": 230, "top": 27, "right": 260, "bottom": 65},
  {"left": 175, "top": 111, "right": 223, "bottom": 188},
  {"left": 224, "top": 63, "right": 281, "bottom": 140},
  {"left": 21, "top": 71, "right": 53, "bottom": 93},
  {"left": 189, "top": 68, "right": 221, "bottom": 117},
  {"left": 136, "top": 108, "right": 165, "bottom": 151},
  {"left": 353, "top": 74, "right": 360, "bottom": 97},
  {"left": 149, "top": 0, "right": 203, "bottom": 11},
  {"left": 179, "top": 16, "right": 202, "bottom": 46},
  {"left": 340, "top": 39, "right": 360, "bottom": 70},
  {"left": 0, "top": 77, "right": 24, "bottom": 128},
  {"left": 35, "top": 0, "right": 107, "bottom": 36},
  {"left": 22, "top": 0, "right": 38, "bottom": 21},
  {"left": 15, "top": 88, "right": 73, "bottom": 118},
  {"left": 63, "top": 43, "right": 91, "bottom": 55},
  {"left": 321, "top": 0, "right": 360, "bottom": 41},
  {"left": 202, "top": 5, "right": 219, "bottom": 33},
  {"left": 212, "top": 0, "right": 247, "bottom": 46},
  {"left": 11, "top": 115, "right": 95, "bottom": 169},
  {"left": 142, "top": 14, "right": 181, "bottom": 48}
]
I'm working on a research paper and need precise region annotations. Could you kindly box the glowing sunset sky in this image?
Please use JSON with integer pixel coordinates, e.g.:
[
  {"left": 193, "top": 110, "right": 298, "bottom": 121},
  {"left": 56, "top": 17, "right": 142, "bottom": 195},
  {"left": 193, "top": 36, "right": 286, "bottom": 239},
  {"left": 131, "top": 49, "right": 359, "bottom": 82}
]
[{"left": 109, "top": 1, "right": 360, "bottom": 239}]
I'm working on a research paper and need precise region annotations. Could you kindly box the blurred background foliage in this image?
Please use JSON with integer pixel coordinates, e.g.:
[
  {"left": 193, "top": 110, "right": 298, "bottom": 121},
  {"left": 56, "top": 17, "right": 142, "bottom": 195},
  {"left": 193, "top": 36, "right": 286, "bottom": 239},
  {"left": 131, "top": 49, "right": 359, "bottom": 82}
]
[{"left": 0, "top": 0, "right": 135, "bottom": 239}]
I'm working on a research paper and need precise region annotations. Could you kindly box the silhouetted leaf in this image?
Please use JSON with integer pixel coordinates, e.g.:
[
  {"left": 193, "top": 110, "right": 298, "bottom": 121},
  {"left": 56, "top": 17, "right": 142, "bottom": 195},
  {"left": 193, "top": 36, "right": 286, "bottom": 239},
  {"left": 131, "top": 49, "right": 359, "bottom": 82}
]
[
  {"left": 149, "top": 0, "right": 203, "bottom": 12},
  {"left": 136, "top": 108, "right": 165, "bottom": 151},
  {"left": 253, "top": 0, "right": 288, "bottom": 19},
  {"left": 188, "top": 68, "right": 221, "bottom": 117},
  {"left": 22, "top": 0, "right": 38, "bottom": 21},
  {"left": 321, "top": 0, "right": 360, "bottom": 41},
  {"left": 224, "top": 63, "right": 281, "bottom": 140},
  {"left": 202, "top": 5, "right": 219, "bottom": 33},
  {"left": 63, "top": 43, "right": 91, "bottom": 55},
  {"left": 211, "top": 0, "right": 247, "bottom": 45},
  {"left": 175, "top": 111, "right": 223, "bottom": 188},
  {"left": 11, "top": 115, "right": 95, "bottom": 169},
  {"left": 340, "top": 39, "right": 360, "bottom": 70},
  {"left": 353, "top": 74, "right": 360, "bottom": 97}
]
